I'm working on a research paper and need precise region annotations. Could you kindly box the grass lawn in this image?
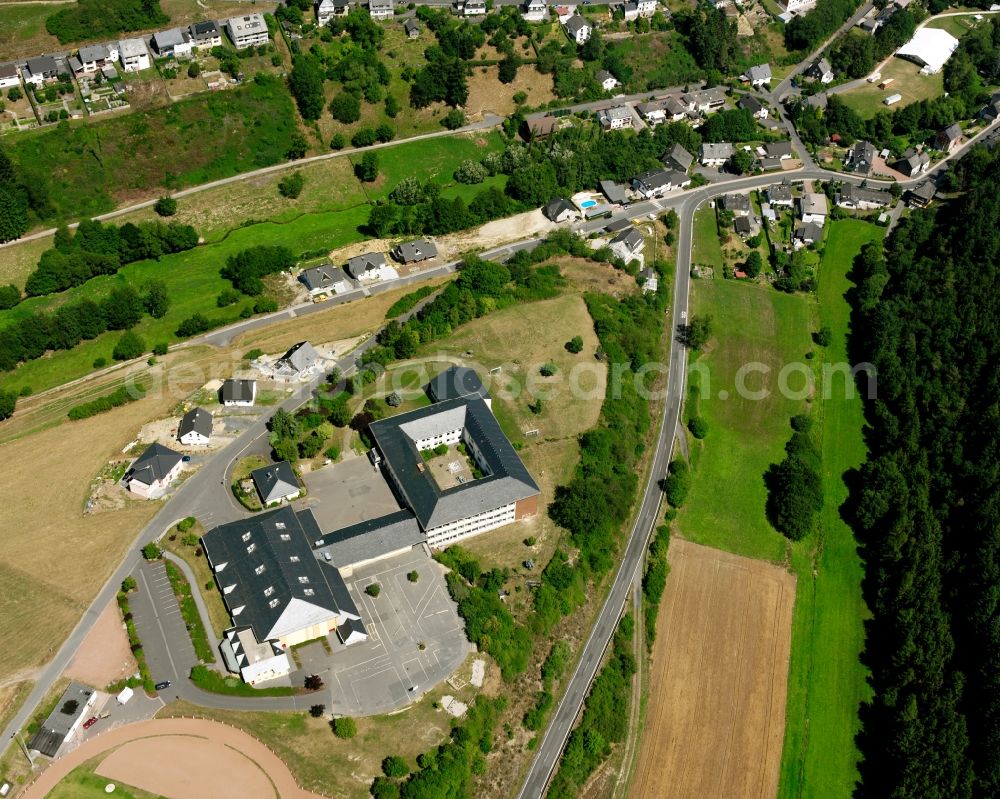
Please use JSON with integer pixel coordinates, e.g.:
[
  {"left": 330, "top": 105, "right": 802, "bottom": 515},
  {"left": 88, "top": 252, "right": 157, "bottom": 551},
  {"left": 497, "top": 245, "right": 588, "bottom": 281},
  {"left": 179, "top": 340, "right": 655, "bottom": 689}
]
[
  {"left": 925, "top": 14, "right": 981, "bottom": 38},
  {"left": 162, "top": 523, "right": 230, "bottom": 638},
  {"left": 677, "top": 219, "right": 880, "bottom": 799},
  {"left": 838, "top": 57, "right": 944, "bottom": 118},
  {"left": 163, "top": 559, "right": 215, "bottom": 663},
  {"left": 691, "top": 207, "right": 724, "bottom": 272},
  {"left": 777, "top": 219, "right": 879, "bottom": 799},
  {"left": 0, "top": 3, "right": 60, "bottom": 61},
  {"left": 48, "top": 761, "right": 168, "bottom": 799}
]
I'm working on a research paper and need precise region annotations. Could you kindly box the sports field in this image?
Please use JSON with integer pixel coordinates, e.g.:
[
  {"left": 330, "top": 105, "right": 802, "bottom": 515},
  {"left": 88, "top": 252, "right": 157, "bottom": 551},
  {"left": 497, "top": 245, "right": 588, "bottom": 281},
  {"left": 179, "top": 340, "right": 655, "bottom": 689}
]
[{"left": 631, "top": 538, "right": 796, "bottom": 799}]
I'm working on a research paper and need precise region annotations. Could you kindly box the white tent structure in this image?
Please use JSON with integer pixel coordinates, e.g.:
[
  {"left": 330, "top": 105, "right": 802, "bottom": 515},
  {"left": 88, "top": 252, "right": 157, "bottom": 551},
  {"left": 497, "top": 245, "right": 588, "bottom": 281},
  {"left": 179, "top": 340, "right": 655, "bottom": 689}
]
[{"left": 896, "top": 27, "right": 960, "bottom": 74}]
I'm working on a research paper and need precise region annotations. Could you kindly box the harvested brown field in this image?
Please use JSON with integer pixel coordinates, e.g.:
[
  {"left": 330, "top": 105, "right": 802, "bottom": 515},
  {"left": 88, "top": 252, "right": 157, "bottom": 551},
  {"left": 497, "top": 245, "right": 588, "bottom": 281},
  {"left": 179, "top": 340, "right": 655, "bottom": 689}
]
[
  {"left": 64, "top": 598, "right": 137, "bottom": 689},
  {"left": 630, "top": 538, "right": 796, "bottom": 799},
  {"left": 465, "top": 64, "right": 555, "bottom": 118}
]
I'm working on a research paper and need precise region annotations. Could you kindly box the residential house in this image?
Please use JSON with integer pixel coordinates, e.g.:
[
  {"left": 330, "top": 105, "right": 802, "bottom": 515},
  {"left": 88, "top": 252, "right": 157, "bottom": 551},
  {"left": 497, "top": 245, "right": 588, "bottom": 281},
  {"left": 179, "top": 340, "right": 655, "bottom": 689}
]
[
  {"left": 563, "top": 15, "right": 592, "bottom": 45},
  {"left": 178, "top": 407, "right": 214, "bottom": 446},
  {"left": 683, "top": 86, "right": 727, "bottom": 114},
  {"left": 631, "top": 168, "right": 674, "bottom": 199},
  {"left": 699, "top": 142, "right": 734, "bottom": 167},
  {"left": 316, "top": 0, "right": 351, "bottom": 24},
  {"left": 527, "top": 116, "right": 559, "bottom": 140},
  {"left": 808, "top": 57, "right": 834, "bottom": 84},
  {"left": 274, "top": 341, "right": 322, "bottom": 380},
  {"left": 118, "top": 38, "right": 151, "bottom": 71},
  {"left": 599, "top": 179, "right": 630, "bottom": 205},
  {"left": 661, "top": 144, "right": 693, "bottom": 175},
  {"left": 127, "top": 443, "right": 184, "bottom": 498},
  {"left": 978, "top": 93, "right": 1000, "bottom": 123},
  {"left": 28, "top": 683, "right": 97, "bottom": 758},
  {"left": 800, "top": 191, "right": 828, "bottom": 225},
  {"left": 391, "top": 239, "right": 439, "bottom": 264},
  {"left": 609, "top": 228, "right": 645, "bottom": 262},
  {"left": 76, "top": 44, "right": 113, "bottom": 74},
  {"left": 765, "top": 140, "right": 793, "bottom": 160},
  {"left": 403, "top": 17, "right": 421, "bottom": 38},
  {"left": 346, "top": 251, "right": 388, "bottom": 281},
  {"left": 760, "top": 156, "right": 783, "bottom": 171},
  {"left": 734, "top": 215, "right": 753, "bottom": 237},
  {"left": 369, "top": 0, "right": 394, "bottom": 20},
  {"left": 617, "top": 0, "right": 657, "bottom": 20},
  {"left": 300, "top": 264, "right": 352, "bottom": 297},
  {"left": 23, "top": 55, "right": 59, "bottom": 86},
  {"left": 837, "top": 184, "right": 892, "bottom": 210},
  {"left": 907, "top": 180, "right": 936, "bottom": 208},
  {"left": 221, "top": 379, "right": 257, "bottom": 407},
  {"left": 0, "top": 62, "right": 20, "bottom": 89},
  {"left": 523, "top": 0, "right": 547, "bottom": 21},
  {"left": 463, "top": 0, "right": 487, "bottom": 15},
  {"left": 745, "top": 63, "right": 772, "bottom": 87},
  {"left": 738, "top": 94, "right": 768, "bottom": 119},
  {"left": 784, "top": 0, "right": 816, "bottom": 12},
  {"left": 225, "top": 14, "right": 269, "bottom": 49},
  {"left": 638, "top": 268, "right": 658, "bottom": 293},
  {"left": 637, "top": 95, "right": 687, "bottom": 125},
  {"left": 794, "top": 222, "right": 823, "bottom": 246},
  {"left": 893, "top": 148, "right": 929, "bottom": 176},
  {"left": 665, "top": 169, "right": 691, "bottom": 189},
  {"left": 189, "top": 20, "right": 223, "bottom": 47},
  {"left": 152, "top": 28, "right": 193, "bottom": 58},
  {"left": 597, "top": 105, "right": 632, "bottom": 130},
  {"left": 596, "top": 69, "right": 620, "bottom": 92},
  {"left": 720, "top": 193, "right": 751, "bottom": 216},
  {"left": 543, "top": 198, "right": 578, "bottom": 223},
  {"left": 935, "top": 122, "right": 962, "bottom": 153},
  {"left": 203, "top": 506, "right": 365, "bottom": 655},
  {"left": 845, "top": 140, "right": 876, "bottom": 174},
  {"left": 766, "top": 183, "right": 794, "bottom": 207},
  {"left": 251, "top": 461, "right": 301, "bottom": 506}
]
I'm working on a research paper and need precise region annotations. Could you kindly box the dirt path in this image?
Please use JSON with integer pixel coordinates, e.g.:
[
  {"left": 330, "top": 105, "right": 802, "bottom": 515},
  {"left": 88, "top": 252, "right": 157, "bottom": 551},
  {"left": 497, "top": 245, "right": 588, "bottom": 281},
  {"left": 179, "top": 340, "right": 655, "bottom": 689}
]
[
  {"left": 64, "top": 598, "right": 137, "bottom": 688},
  {"left": 19, "top": 718, "right": 329, "bottom": 799},
  {"left": 630, "top": 537, "right": 796, "bottom": 799}
]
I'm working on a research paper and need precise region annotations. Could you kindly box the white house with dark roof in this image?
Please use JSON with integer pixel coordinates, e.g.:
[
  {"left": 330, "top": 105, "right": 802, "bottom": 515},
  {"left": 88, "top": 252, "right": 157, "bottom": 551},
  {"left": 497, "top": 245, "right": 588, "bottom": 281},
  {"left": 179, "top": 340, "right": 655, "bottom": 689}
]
[
  {"left": 0, "top": 62, "right": 19, "bottom": 89},
  {"left": 563, "top": 14, "right": 592, "bottom": 44},
  {"left": 738, "top": 94, "right": 768, "bottom": 119},
  {"left": 346, "top": 251, "right": 389, "bottom": 281},
  {"left": 631, "top": 168, "right": 674, "bottom": 199},
  {"left": 178, "top": 407, "right": 213, "bottom": 446},
  {"left": 837, "top": 184, "right": 892, "bottom": 210},
  {"left": 543, "top": 198, "right": 578, "bottom": 223},
  {"left": 935, "top": 123, "right": 962, "bottom": 153},
  {"left": 767, "top": 183, "right": 794, "bottom": 207},
  {"left": 127, "top": 443, "right": 183, "bottom": 498},
  {"left": 894, "top": 148, "right": 929, "bottom": 176},
  {"left": 638, "top": 267, "right": 658, "bottom": 293},
  {"left": 523, "top": 0, "right": 547, "bottom": 21},
  {"left": 23, "top": 56, "right": 59, "bottom": 86},
  {"left": 76, "top": 44, "right": 113, "bottom": 74},
  {"left": 189, "top": 20, "right": 222, "bottom": 47},
  {"left": 404, "top": 17, "right": 420, "bottom": 37},
  {"left": 152, "top": 28, "right": 193, "bottom": 58},
  {"left": 595, "top": 69, "right": 619, "bottom": 92},
  {"left": 662, "top": 143, "right": 694, "bottom": 173},
  {"left": 221, "top": 378, "right": 257, "bottom": 406},
  {"left": 463, "top": 0, "right": 487, "bottom": 15},
  {"left": 252, "top": 461, "right": 301, "bottom": 506},
  {"left": 765, "top": 140, "right": 793, "bottom": 160},
  {"left": 316, "top": 0, "right": 351, "bottom": 24},
  {"left": 845, "top": 140, "right": 876, "bottom": 174},
  {"left": 300, "top": 264, "right": 352, "bottom": 297},
  {"left": 597, "top": 105, "right": 632, "bottom": 130},
  {"left": 369, "top": 0, "right": 394, "bottom": 19},
  {"left": 800, "top": 191, "right": 828, "bottom": 226},
  {"left": 745, "top": 63, "right": 772, "bottom": 87},
  {"left": 699, "top": 142, "right": 734, "bottom": 167},
  {"left": 226, "top": 14, "right": 269, "bottom": 49},
  {"left": 610, "top": 228, "right": 645, "bottom": 262},
  {"left": 808, "top": 57, "right": 834, "bottom": 84},
  {"left": 274, "top": 341, "right": 322, "bottom": 381},
  {"left": 28, "top": 682, "right": 96, "bottom": 758}
]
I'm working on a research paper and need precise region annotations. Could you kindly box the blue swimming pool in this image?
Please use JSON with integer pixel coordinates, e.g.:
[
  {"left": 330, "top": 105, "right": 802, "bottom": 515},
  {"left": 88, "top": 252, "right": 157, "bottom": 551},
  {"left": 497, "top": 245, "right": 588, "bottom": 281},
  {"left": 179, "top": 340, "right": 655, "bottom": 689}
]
[{"left": 580, "top": 200, "right": 597, "bottom": 208}]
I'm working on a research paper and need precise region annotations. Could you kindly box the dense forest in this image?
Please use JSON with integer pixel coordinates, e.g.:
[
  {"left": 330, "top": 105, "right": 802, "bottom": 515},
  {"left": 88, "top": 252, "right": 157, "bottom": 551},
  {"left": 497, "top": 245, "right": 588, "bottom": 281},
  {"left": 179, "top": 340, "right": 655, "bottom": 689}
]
[
  {"left": 848, "top": 145, "right": 1000, "bottom": 797},
  {"left": 45, "top": 0, "right": 168, "bottom": 44}
]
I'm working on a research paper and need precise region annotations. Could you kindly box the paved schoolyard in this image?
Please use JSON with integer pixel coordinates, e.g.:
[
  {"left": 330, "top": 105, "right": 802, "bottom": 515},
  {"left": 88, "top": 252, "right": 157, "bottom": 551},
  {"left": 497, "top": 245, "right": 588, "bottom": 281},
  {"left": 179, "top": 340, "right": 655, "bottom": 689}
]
[
  {"left": 297, "top": 455, "right": 402, "bottom": 532},
  {"left": 297, "top": 548, "right": 472, "bottom": 716}
]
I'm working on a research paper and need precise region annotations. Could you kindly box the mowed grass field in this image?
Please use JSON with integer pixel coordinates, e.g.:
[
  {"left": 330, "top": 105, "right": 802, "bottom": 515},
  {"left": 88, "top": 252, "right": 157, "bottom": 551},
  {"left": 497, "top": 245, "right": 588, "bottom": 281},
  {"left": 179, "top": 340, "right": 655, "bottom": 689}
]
[
  {"left": 777, "top": 219, "right": 879, "bottom": 799},
  {"left": 692, "top": 207, "right": 725, "bottom": 272},
  {"left": 49, "top": 762, "right": 167, "bottom": 799},
  {"left": 674, "top": 220, "right": 880, "bottom": 799},
  {"left": 838, "top": 56, "right": 944, "bottom": 118}
]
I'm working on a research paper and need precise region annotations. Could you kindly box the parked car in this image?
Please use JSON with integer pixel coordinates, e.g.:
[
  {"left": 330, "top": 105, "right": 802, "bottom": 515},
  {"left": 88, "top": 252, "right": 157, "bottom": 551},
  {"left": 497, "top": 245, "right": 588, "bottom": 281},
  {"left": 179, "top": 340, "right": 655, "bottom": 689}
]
[
  {"left": 83, "top": 717, "right": 98, "bottom": 729},
  {"left": 154, "top": 680, "right": 171, "bottom": 691},
  {"left": 181, "top": 455, "right": 192, "bottom": 462}
]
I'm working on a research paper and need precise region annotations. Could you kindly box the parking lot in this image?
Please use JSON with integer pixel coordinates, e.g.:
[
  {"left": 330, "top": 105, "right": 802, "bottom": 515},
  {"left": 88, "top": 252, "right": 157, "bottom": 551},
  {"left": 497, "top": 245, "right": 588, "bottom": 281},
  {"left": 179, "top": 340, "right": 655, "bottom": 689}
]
[
  {"left": 296, "top": 548, "right": 472, "bottom": 716},
  {"left": 297, "top": 455, "right": 402, "bottom": 532}
]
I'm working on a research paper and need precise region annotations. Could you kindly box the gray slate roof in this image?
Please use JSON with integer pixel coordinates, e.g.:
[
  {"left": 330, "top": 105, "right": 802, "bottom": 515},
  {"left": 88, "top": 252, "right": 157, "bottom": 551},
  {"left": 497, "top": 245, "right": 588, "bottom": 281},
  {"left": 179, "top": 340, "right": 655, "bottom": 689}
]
[
  {"left": 252, "top": 461, "right": 300, "bottom": 504},
  {"left": 78, "top": 44, "right": 110, "bottom": 63},
  {"left": 129, "top": 443, "right": 183, "bottom": 486},
  {"left": 738, "top": 94, "right": 763, "bottom": 114},
  {"left": 301, "top": 264, "right": 351, "bottom": 292},
  {"left": 721, "top": 193, "right": 751, "bottom": 212},
  {"left": 202, "top": 507, "right": 358, "bottom": 643},
  {"left": 564, "top": 14, "right": 589, "bottom": 34},
  {"left": 404, "top": 18, "right": 420, "bottom": 34},
  {"left": 337, "top": 617, "right": 368, "bottom": 642},
  {"left": 747, "top": 63, "right": 771, "bottom": 82},
  {"left": 346, "top": 252, "right": 387, "bottom": 279},
  {"left": 29, "top": 682, "right": 95, "bottom": 757},
  {"left": 611, "top": 227, "right": 644, "bottom": 253},
  {"left": 765, "top": 140, "right": 793, "bottom": 158},
  {"left": 700, "top": 142, "right": 734, "bottom": 161},
  {"left": 795, "top": 221, "right": 823, "bottom": 242},
  {"left": 315, "top": 509, "right": 425, "bottom": 568},
  {"left": 595, "top": 69, "right": 616, "bottom": 84},
  {"left": 426, "top": 365, "right": 490, "bottom": 403},
  {"left": 153, "top": 28, "right": 188, "bottom": 51},
  {"left": 599, "top": 179, "right": 629, "bottom": 204},
  {"left": 370, "top": 396, "right": 539, "bottom": 531},
  {"left": 767, "top": 183, "right": 793, "bottom": 203},
  {"left": 663, "top": 143, "right": 694, "bottom": 172},
  {"left": 179, "top": 407, "right": 213, "bottom": 439},
  {"left": 393, "top": 239, "right": 438, "bottom": 263},
  {"left": 276, "top": 340, "right": 320, "bottom": 374},
  {"left": 839, "top": 184, "right": 891, "bottom": 205},
  {"left": 848, "top": 140, "right": 876, "bottom": 173},
  {"left": 27, "top": 55, "right": 58, "bottom": 76},
  {"left": 190, "top": 20, "right": 220, "bottom": 40},
  {"left": 544, "top": 197, "right": 577, "bottom": 220},
  {"left": 633, "top": 168, "right": 673, "bottom": 191},
  {"left": 222, "top": 378, "right": 256, "bottom": 403}
]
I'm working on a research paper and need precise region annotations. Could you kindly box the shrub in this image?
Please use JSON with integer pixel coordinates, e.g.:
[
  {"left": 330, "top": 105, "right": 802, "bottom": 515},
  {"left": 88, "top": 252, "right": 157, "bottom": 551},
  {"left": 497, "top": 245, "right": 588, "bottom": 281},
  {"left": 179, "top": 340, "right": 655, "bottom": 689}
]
[
  {"left": 154, "top": 196, "right": 177, "bottom": 217},
  {"left": 365, "top": 582, "right": 381, "bottom": 597},
  {"left": 355, "top": 152, "right": 380, "bottom": 182},
  {"left": 812, "top": 326, "right": 832, "bottom": 347},
  {"left": 141, "top": 542, "right": 162, "bottom": 560},
  {"left": 407, "top": 570, "right": 419, "bottom": 583},
  {"left": 121, "top": 576, "right": 137, "bottom": 592},
  {"left": 382, "top": 755, "right": 409, "bottom": 778},
  {"left": 176, "top": 313, "right": 214, "bottom": 337},
  {"left": 330, "top": 133, "right": 346, "bottom": 150},
  {"left": 112, "top": 329, "right": 146, "bottom": 361},
  {"left": 688, "top": 415, "right": 708, "bottom": 439},
  {"left": 332, "top": 717, "right": 357, "bottom": 738},
  {"left": 540, "top": 362, "right": 557, "bottom": 377},
  {"left": 93, "top": 356, "right": 107, "bottom": 368},
  {"left": 177, "top": 516, "right": 196, "bottom": 532},
  {"left": 152, "top": 342, "right": 168, "bottom": 355},
  {"left": 187, "top": 61, "right": 201, "bottom": 78},
  {"left": 329, "top": 91, "right": 361, "bottom": 123},
  {"left": 217, "top": 288, "right": 242, "bottom": 307},
  {"left": 662, "top": 459, "right": 691, "bottom": 507},
  {"left": 278, "top": 172, "right": 305, "bottom": 199},
  {"left": 310, "top": 704, "right": 326, "bottom": 718},
  {"left": 565, "top": 335, "right": 583, "bottom": 353},
  {"left": 454, "top": 159, "right": 487, "bottom": 185},
  {"left": 244, "top": 348, "right": 264, "bottom": 360},
  {"left": 443, "top": 108, "right": 465, "bottom": 129}
]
